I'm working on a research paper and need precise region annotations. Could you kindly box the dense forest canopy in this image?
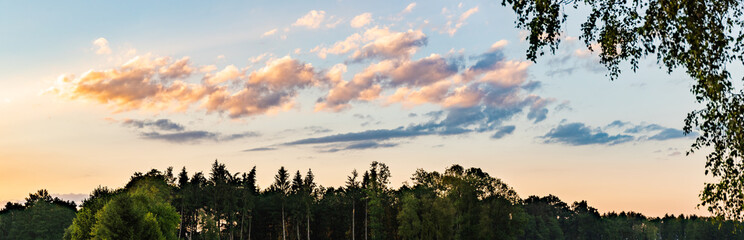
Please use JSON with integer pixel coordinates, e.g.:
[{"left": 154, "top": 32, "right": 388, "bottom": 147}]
[{"left": 1, "top": 160, "right": 742, "bottom": 239}]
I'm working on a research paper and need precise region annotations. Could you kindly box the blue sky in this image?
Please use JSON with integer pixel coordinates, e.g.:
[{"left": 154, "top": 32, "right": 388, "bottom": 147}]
[{"left": 0, "top": 0, "right": 708, "bottom": 216}]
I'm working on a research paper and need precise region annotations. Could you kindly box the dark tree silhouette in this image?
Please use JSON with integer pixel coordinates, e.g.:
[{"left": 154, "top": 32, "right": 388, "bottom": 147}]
[{"left": 4, "top": 160, "right": 744, "bottom": 239}]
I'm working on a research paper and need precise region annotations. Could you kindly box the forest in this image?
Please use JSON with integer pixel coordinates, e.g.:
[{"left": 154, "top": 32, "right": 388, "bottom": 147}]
[{"left": 1, "top": 160, "right": 742, "bottom": 240}]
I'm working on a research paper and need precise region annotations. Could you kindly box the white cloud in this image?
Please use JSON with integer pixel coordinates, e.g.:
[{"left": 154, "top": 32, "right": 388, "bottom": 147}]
[
  {"left": 351, "top": 13, "right": 373, "bottom": 28},
  {"left": 311, "top": 27, "right": 428, "bottom": 61},
  {"left": 489, "top": 40, "right": 509, "bottom": 51},
  {"left": 311, "top": 33, "right": 362, "bottom": 59},
  {"left": 293, "top": 10, "right": 326, "bottom": 29},
  {"left": 460, "top": 7, "right": 479, "bottom": 22},
  {"left": 351, "top": 27, "right": 427, "bottom": 61},
  {"left": 442, "top": 6, "right": 479, "bottom": 36},
  {"left": 262, "top": 28, "right": 278, "bottom": 37},
  {"left": 402, "top": 3, "right": 417, "bottom": 14},
  {"left": 325, "top": 16, "right": 343, "bottom": 28},
  {"left": 199, "top": 65, "right": 218, "bottom": 73},
  {"left": 92, "top": 38, "right": 112, "bottom": 55},
  {"left": 204, "top": 65, "right": 243, "bottom": 85}
]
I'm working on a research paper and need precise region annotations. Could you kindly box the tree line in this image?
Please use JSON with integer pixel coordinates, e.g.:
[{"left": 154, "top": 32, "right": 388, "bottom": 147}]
[{"left": 1, "top": 160, "right": 742, "bottom": 239}]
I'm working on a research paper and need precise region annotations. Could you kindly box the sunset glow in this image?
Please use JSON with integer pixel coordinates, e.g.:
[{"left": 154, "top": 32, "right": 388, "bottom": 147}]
[{"left": 0, "top": 0, "right": 707, "bottom": 218}]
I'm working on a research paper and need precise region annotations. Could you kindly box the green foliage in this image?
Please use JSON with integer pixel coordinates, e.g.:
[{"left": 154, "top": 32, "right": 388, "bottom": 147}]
[
  {"left": 521, "top": 195, "right": 568, "bottom": 240},
  {"left": 402, "top": 165, "right": 525, "bottom": 240},
  {"left": 397, "top": 193, "right": 421, "bottom": 240},
  {"left": 0, "top": 190, "right": 77, "bottom": 240},
  {"left": 7, "top": 161, "right": 744, "bottom": 239},
  {"left": 501, "top": 0, "right": 744, "bottom": 221},
  {"left": 64, "top": 187, "right": 115, "bottom": 240},
  {"left": 63, "top": 170, "right": 180, "bottom": 240}
]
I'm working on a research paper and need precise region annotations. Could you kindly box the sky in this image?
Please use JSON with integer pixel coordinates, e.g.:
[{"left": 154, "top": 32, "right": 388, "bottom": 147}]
[{"left": 0, "top": 1, "right": 711, "bottom": 217}]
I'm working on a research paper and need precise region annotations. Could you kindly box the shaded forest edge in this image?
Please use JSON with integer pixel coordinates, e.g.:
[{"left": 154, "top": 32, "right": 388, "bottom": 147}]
[{"left": 1, "top": 160, "right": 742, "bottom": 240}]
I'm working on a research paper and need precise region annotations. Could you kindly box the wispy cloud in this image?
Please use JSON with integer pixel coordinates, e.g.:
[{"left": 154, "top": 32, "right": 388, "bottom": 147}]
[
  {"left": 123, "top": 119, "right": 185, "bottom": 131},
  {"left": 304, "top": 126, "right": 332, "bottom": 134},
  {"left": 221, "top": 132, "right": 262, "bottom": 141},
  {"left": 293, "top": 10, "right": 326, "bottom": 29},
  {"left": 648, "top": 128, "right": 691, "bottom": 141},
  {"left": 441, "top": 6, "right": 479, "bottom": 36},
  {"left": 92, "top": 38, "right": 111, "bottom": 55},
  {"left": 544, "top": 38, "right": 606, "bottom": 76},
  {"left": 325, "top": 141, "right": 398, "bottom": 152},
  {"left": 350, "top": 13, "right": 373, "bottom": 28},
  {"left": 140, "top": 130, "right": 259, "bottom": 143},
  {"left": 262, "top": 28, "right": 278, "bottom": 37},
  {"left": 243, "top": 147, "right": 277, "bottom": 152},
  {"left": 401, "top": 3, "right": 417, "bottom": 14},
  {"left": 121, "top": 118, "right": 259, "bottom": 144},
  {"left": 491, "top": 125, "right": 515, "bottom": 139},
  {"left": 141, "top": 131, "right": 218, "bottom": 143},
  {"left": 285, "top": 128, "right": 427, "bottom": 145},
  {"left": 542, "top": 122, "right": 634, "bottom": 146},
  {"left": 283, "top": 99, "right": 543, "bottom": 152},
  {"left": 542, "top": 121, "right": 696, "bottom": 146}
]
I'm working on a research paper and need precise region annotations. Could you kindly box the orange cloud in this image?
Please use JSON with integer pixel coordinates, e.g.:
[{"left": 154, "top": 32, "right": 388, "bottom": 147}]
[
  {"left": 159, "top": 57, "right": 194, "bottom": 80},
  {"left": 49, "top": 54, "right": 323, "bottom": 117},
  {"left": 204, "top": 65, "right": 243, "bottom": 85},
  {"left": 248, "top": 56, "right": 317, "bottom": 90},
  {"left": 51, "top": 39, "right": 549, "bottom": 123}
]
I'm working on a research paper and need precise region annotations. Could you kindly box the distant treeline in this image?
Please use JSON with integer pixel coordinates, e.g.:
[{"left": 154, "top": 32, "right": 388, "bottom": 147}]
[{"left": 0, "top": 160, "right": 742, "bottom": 240}]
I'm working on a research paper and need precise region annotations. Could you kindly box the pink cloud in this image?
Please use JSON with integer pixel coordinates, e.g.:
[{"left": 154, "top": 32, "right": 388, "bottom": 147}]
[
  {"left": 204, "top": 65, "right": 243, "bottom": 85},
  {"left": 52, "top": 37, "right": 551, "bottom": 125},
  {"left": 248, "top": 56, "right": 318, "bottom": 90},
  {"left": 351, "top": 27, "right": 427, "bottom": 61},
  {"left": 389, "top": 54, "right": 457, "bottom": 86}
]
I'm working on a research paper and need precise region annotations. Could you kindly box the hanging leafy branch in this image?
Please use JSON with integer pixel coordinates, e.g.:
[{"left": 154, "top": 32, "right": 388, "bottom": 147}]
[{"left": 501, "top": 0, "right": 744, "bottom": 221}]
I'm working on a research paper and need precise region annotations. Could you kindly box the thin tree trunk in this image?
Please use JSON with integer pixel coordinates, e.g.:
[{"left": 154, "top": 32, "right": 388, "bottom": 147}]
[
  {"left": 229, "top": 216, "right": 234, "bottom": 240},
  {"left": 216, "top": 202, "right": 221, "bottom": 239},
  {"left": 364, "top": 200, "right": 368, "bottom": 240},
  {"left": 240, "top": 210, "right": 244, "bottom": 240},
  {"left": 248, "top": 216, "right": 252, "bottom": 240},
  {"left": 297, "top": 219, "right": 301, "bottom": 240},
  {"left": 307, "top": 209, "right": 310, "bottom": 240},
  {"left": 179, "top": 204, "right": 184, "bottom": 240},
  {"left": 352, "top": 201, "right": 355, "bottom": 240},
  {"left": 186, "top": 212, "right": 192, "bottom": 240},
  {"left": 282, "top": 203, "right": 287, "bottom": 240}
]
